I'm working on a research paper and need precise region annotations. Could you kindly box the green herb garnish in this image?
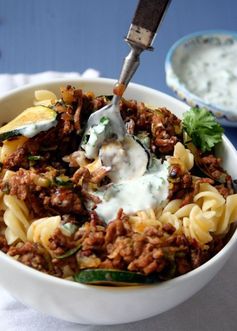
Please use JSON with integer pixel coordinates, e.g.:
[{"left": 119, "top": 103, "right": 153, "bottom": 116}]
[
  {"left": 55, "top": 175, "right": 73, "bottom": 187},
  {"left": 182, "top": 107, "right": 224, "bottom": 152},
  {"left": 28, "top": 155, "right": 42, "bottom": 161},
  {"left": 82, "top": 134, "right": 90, "bottom": 145},
  {"left": 28, "top": 155, "right": 43, "bottom": 167},
  {"left": 100, "top": 116, "right": 110, "bottom": 126}
]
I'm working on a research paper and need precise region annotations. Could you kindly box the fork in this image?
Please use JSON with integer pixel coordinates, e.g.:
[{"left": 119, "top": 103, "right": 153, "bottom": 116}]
[{"left": 82, "top": 0, "right": 171, "bottom": 143}]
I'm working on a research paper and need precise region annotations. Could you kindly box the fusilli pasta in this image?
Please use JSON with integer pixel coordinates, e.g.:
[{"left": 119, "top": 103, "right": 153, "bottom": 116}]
[
  {"left": 0, "top": 136, "right": 28, "bottom": 163},
  {"left": 34, "top": 89, "right": 57, "bottom": 107},
  {"left": 3, "top": 195, "right": 31, "bottom": 244},
  {"left": 27, "top": 216, "right": 61, "bottom": 254},
  {"left": 168, "top": 142, "right": 194, "bottom": 171},
  {"left": 158, "top": 182, "right": 237, "bottom": 244}
]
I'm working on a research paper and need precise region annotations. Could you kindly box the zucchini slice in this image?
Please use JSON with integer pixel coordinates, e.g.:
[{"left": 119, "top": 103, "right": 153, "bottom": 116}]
[
  {"left": 55, "top": 245, "right": 82, "bottom": 259},
  {"left": 0, "top": 106, "right": 57, "bottom": 141},
  {"left": 73, "top": 269, "right": 157, "bottom": 286}
]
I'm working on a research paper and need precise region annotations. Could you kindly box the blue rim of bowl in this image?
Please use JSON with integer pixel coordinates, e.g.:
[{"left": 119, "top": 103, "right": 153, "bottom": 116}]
[{"left": 165, "top": 30, "right": 237, "bottom": 126}]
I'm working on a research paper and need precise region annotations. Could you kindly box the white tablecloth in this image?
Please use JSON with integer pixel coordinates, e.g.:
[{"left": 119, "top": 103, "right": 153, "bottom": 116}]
[
  {"left": 0, "top": 71, "right": 237, "bottom": 330},
  {"left": 0, "top": 69, "right": 99, "bottom": 95}
]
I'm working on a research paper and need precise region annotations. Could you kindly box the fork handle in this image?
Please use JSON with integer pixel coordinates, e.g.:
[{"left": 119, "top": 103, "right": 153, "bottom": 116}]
[
  {"left": 127, "top": 0, "right": 171, "bottom": 49},
  {"left": 113, "top": 0, "right": 171, "bottom": 104},
  {"left": 113, "top": 47, "right": 142, "bottom": 105}
]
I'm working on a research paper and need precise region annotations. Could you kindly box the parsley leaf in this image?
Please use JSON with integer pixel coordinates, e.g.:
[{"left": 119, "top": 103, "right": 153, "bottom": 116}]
[
  {"left": 100, "top": 116, "right": 110, "bottom": 125},
  {"left": 182, "top": 107, "right": 224, "bottom": 152}
]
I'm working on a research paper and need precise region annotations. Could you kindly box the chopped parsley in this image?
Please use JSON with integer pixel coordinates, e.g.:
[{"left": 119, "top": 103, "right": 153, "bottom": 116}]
[
  {"left": 182, "top": 107, "right": 224, "bottom": 152},
  {"left": 28, "top": 155, "right": 42, "bottom": 161},
  {"left": 100, "top": 116, "right": 110, "bottom": 126}
]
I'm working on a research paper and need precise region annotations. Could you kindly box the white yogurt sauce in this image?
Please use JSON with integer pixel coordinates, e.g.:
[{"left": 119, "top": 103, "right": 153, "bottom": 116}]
[
  {"left": 83, "top": 116, "right": 170, "bottom": 223},
  {"left": 82, "top": 117, "right": 110, "bottom": 159},
  {"left": 177, "top": 40, "right": 237, "bottom": 111},
  {"left": 99, "top": 136, "right": 148, "bottom": 183},
  {"left": 93, "top": 160, "right": 169, "bottom": 223},
  {"left": 20, "top": 119, "right": 58, "bottom": 138}
]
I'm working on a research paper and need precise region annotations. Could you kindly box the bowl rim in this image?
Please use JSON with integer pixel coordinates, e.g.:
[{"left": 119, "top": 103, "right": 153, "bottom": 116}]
[
  {"left": 165, "top": 30, "right": 237, "bottom": 124},
  {"left": 0, "top": 76, "right": 237, "bottom": 293},
  {"left": 0, "top": 76, "right": 188, "bottom": 111}
]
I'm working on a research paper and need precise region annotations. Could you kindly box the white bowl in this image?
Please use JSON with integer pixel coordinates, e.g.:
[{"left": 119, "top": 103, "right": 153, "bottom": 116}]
[
  {"left": 165, "top": 30, "right": 237, "bottom": 127},
  {"left": 0, "top": 77, "right": 237, "bottom": 325}
]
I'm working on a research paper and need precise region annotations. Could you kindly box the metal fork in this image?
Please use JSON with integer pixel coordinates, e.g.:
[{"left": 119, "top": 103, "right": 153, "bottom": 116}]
[{"left": 82, "top": 0, "right": 171, "bottom": 142}]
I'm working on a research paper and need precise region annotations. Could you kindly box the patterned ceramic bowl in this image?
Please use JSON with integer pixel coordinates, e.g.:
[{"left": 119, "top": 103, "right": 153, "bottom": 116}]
[{"left": 165, "top": 30, "right": 237, "bottom": 127}]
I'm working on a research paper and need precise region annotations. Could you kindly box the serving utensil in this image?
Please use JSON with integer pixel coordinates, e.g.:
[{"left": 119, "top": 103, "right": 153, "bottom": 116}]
[{"left": 82, "top": 0, "right": 171, "bottom": 142}]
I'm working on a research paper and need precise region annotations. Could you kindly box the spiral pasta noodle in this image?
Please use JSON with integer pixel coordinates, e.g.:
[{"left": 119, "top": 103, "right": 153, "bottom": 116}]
[
  {"left": 168, "top": 142, "right": 194, "bottom": 171},
  {"left": 182, "top": 205, "right": 216, "bottom": 244},
  {"left": 216, "top": 195, "right": 237, "bottom": 235},
  {"left": 34, "top": 89, "right": 57, "bottom": 107},
  {"left": 159, "top": 199, "right": 183, "bottom": 232},
  {"left": 3, "top": 195, "right": 31, "bottom": 244},
  {"left": 157, "top": 182, "right": 237, "bottom": 244},
  {"left": 0, "top": 136, "right": 28, "bottom": 163},
  {"left": 27, "top": 216, "right": 61, "bottom": 254},
  {"left": 129, "top": 209, "right": 162, "bottom": 233},
  {"left": 128, "top": 180, "right": 237, "bottom": 244}
]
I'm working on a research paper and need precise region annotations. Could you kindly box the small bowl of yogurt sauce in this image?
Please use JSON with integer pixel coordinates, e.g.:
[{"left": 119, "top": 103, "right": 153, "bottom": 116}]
[{"left": 165, "top": 30, "right": 237, "bottom": 126}]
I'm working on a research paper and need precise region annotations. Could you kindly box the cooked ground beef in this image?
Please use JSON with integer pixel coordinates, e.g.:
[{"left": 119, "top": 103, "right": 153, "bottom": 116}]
[
  {"left": 8, "top": 242, "right": 52, "bottom": 273},
  {"left": 3, "top": 167, "right": 86, "bottom": 218},
  {"left": 120, "top": 100, "right": 182, "bottom": 156},
  {"left": 168, "top": 164, "right": 193, "bottom": 198},
  {"left": 6, "top": 213, "right": 219, "bottom": 279},
  {"left": 0, "top": 235, "right": 9, "bottom": 253}
]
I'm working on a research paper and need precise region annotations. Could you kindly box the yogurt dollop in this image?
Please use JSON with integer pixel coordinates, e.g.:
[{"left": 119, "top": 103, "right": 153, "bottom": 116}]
[
  {"left": 93, "top": 160, "right": 169, "bottom": 223},
  {"left": 177, "top": 39, "right": 237, "bottom": 111},
  {"left": 83, "top": 117, "right": 169, "bottom": 223}
]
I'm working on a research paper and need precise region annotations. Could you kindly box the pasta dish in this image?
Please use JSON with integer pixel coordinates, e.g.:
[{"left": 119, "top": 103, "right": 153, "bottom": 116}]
[{"left": 0, "top": 85, "right": 236, "bottom": 285}]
